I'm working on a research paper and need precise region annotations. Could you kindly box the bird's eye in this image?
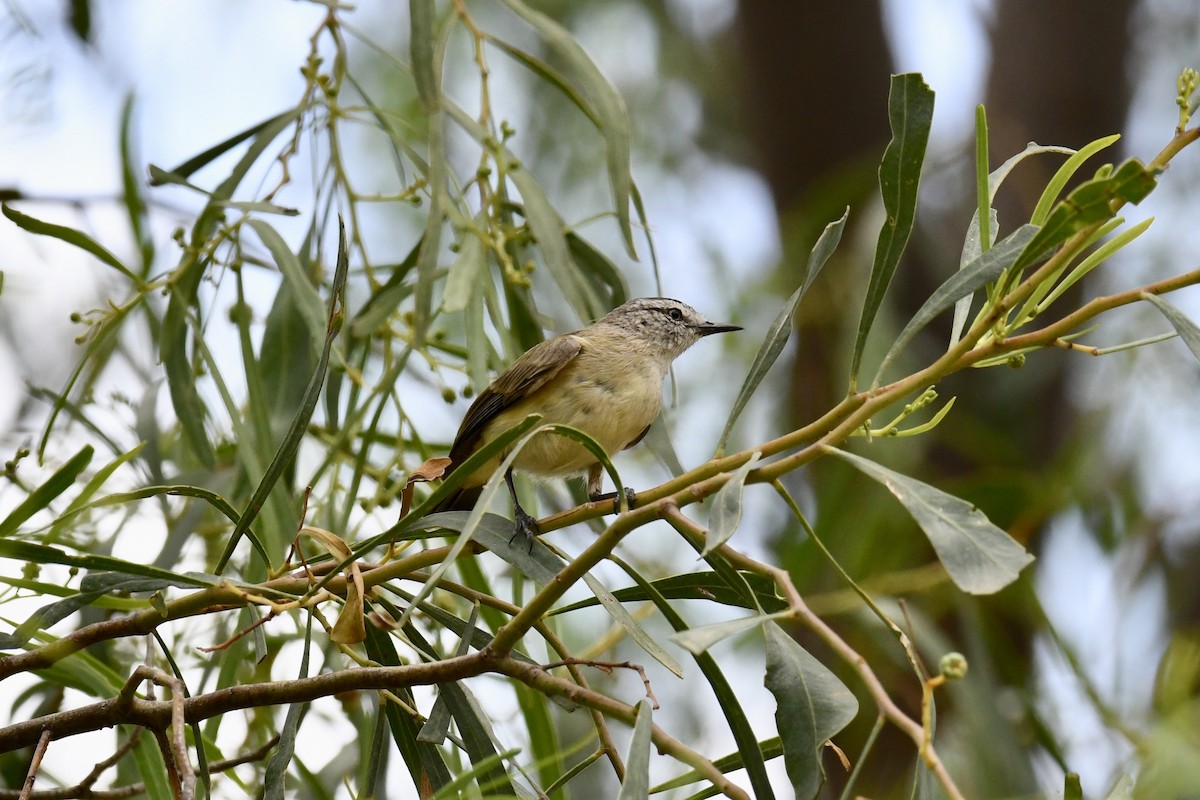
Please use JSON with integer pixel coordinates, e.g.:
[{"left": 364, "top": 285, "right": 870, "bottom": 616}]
[{"left": 667, "top": 308, "right": 683, "bottom": 321}]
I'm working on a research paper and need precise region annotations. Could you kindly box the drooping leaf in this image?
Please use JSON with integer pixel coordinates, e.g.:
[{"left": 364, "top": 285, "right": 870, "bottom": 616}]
[
  {"left": 617, "top": 700, "right": 655, "bottom": 800},
  {"left": 701, "top": 453, "right": 761, "bottom": 556},
  {"left": 764, "top": 622, "right": 859, "bottom": 800},
  {"left": 827, "top": 448, "right": 1034, "bottom": 594},
  {"left": 247, "top": 218, "right": 326, "bottom": 350},
  {"left": 214, "top": 218, "right": 351, "bottom": 573},
  {"left": 850, "top": 74, "right": 935, "bottom": 387},
  {"left": 1, "top": 204, "right": 140, "bottom": 285},
  {"left": 1143, "top": 293, "right": 1200, "bottom": 366},
  {"left": 264, "top": 613, "right": 313, "bottom": 800},
  {"left": 583, "top": 572, "right": 684, "bottom": 677}
]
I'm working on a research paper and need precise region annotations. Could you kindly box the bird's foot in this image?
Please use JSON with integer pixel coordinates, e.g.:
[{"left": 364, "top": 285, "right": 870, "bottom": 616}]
[
  {"left": 589, "top": 486, "right": 638, "bottom": 514},
  {"left": 508, "top": 503, "right": 541, "bottom": 553}
]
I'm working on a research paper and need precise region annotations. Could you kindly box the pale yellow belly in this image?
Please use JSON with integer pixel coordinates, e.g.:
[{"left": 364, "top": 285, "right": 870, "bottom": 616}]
[{"left": 465, "top": 354, "right": 664, "bottom": 484}]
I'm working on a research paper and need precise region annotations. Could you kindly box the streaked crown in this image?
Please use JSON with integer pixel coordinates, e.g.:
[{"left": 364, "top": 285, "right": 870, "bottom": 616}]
[{"left": 596, "top": 297, "right": 740, "bottom": 361}]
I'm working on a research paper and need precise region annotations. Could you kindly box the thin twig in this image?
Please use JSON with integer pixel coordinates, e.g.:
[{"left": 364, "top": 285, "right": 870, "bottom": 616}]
[
  {"left": 542, "top": 658, "right": 660, "bottom": 710},
  {"left": 18, "top": 730, "right": 52, "bottom": 800}
]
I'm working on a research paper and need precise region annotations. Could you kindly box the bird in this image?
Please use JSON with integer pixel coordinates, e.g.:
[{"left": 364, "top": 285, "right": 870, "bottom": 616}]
[{"left": 432, "top": 297, "right": 741, "bottom": 546}]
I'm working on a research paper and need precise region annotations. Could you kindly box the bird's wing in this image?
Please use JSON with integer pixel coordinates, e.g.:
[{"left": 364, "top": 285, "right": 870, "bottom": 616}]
[{"left": 447, "top": 333, "right": 585, "bottom": 468}]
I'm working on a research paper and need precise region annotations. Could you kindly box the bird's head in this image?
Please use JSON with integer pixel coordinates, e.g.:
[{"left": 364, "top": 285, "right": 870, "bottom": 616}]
[{"left": 598, "top": 297, "right": 741, "bottom": 361}]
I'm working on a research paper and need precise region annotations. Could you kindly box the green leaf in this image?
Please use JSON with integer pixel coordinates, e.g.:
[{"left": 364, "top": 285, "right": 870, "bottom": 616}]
[
  {"left": 442, "top": 218, "right": 488, "bottom": 314},
  {"left": 827, "top": 448, "right": 1034, "bottom": 594},
  {"left": 1013, "top": 157, "right": 1158, "bottom": 274},
  {"left": 609, "top": 556, "right": 775, "bottom": 800},
  {"left": 701, "top": 453, "right": 760, "bottom": 556},
  {"left": 411, "top": 0, "right": 449, "bottom": 346},
  {"left": 350, "top": 236, "right": 423, "bottom": 337},
  {"left": 670, "top": 611, "right": 786, "bottom": 656},
  {"left": 873, "top": 224, "right": 1038, "bottom": 386},
  {"left": 850, "top": 73, "right": 935, "bottom": 387},
  {"left": 501, "top": 0, "right": 636, "bottom": 258},
  {"left": 617, "top": 700, "right": 654, "bottom": 800},
  {"left": 2, "top": 204, "right": 140, "bottom": 285},
  {"left": 119, "top": 93, "right": 153, "bottom": 273},
  {"left": 651, "top": 737, "right": 784, "bottom": 794},
  {"left": 764, "top": 622, "right": 859, "bottom": 800},
  {"left": 1064, "top": 772, "right": 1083, "bottom": 800},
  {"left": 246, "top": 218, "right": 326, "bottom": 351},
  {"left": 717, "top": 209, "right": 847, "bottom": 454},
  {"left": 148, "top": 109, "right": 298, "bottom": 182},
  {"left": 508, "top": 163, "right": 603, "bottom": 320},
  {"left": 0, "top": 446, "right": 93, "bottom": 538},
  {"left": 583, "top": 572, "right": 684, "bottom": 677},
  {"left": 264, "top": 613, "right": 313, "bottom": 800},
  {"left": 160, "top": 109, "right": 297, "bottom": 468},
  {"left": 214, "top": 218, "right": 351, "bottom": 573},
  {"left": 1031, "top": 134, "right": 1121, "bottom": 226},
  {"left": 1143, "top": 293, "right": 1200, "bottom": 365},
  {"left": 551, "top": 570, "right": 787, "bottom": 616}
]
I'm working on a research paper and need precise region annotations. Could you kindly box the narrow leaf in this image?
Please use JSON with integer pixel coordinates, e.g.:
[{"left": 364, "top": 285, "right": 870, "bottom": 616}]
[
  {"left": 764, "top": 622, "right": 859, "bottom": 800},
  {"left": 827, "top": 448, "right": 1034, "bottom": 594},
  {"left": 0, "top": 446, "right": 93, "bottom": 538},
  {"left": 874, "top": 224, "right": 1038, "bottom": 387},
  {"left": 617, "top": 700, "right": 654, "bottom": 800},
  {"left": 1031, "top": 134, "right": 1121, "bottom": 226},
  {"left": 502, "top": 0, "right": 636, "bottom": 258},
  {"left": 149, "top": 109, "right": 298, "bottom": 182},
  {"left": 246, "top": 218, "right": 326, "bottom": 350},
  {"left": 850, "top": 74, "right": 935, "bottom": 386},
  {"left": 214, "top": 218, "right": 350, "bottom": 573},
  {"left": 264, "top": 613, "right": 313, "bottom": 800},
  {"left": 718, "top": 209, "right": 847, "bottom": 453},
  {"left": 670, "top": 611, "right": 786, "bottom": 656},
  {"left": 2, "top": 204, "right": 140, "bottom": 284},
  {"left": 701, "top": 453, "right": 760, "bottom": 556},
  {"left": 1143, "top": 293, "right": 1200, "bottom": 365},
  {"left": 583, "top": 572, "right": 684, "bottom": 677}
]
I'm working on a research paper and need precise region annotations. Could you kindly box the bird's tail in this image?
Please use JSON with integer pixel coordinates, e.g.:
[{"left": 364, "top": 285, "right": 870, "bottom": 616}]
[{"left": 430, "top": 484, "right": 483, "bottom": 514}]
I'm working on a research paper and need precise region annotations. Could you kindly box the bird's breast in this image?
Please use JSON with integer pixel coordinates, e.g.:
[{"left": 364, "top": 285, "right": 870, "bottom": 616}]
[{"left": 483, "top": 349, "right": 666, "bottom": 478}]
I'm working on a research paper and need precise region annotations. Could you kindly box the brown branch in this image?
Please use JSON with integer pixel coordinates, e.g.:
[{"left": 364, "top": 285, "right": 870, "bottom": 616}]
[
  {"left": 0, "top": 736, "right": 280, "bottom": 800},
  {"left": 495, "top": 656, "right": 749, "bottom": 800}
]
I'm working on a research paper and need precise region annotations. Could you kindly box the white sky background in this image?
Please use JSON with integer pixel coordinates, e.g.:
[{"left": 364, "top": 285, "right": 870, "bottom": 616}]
[{"left": 0, "top": 0, "right": 1198, "bottom": 797}]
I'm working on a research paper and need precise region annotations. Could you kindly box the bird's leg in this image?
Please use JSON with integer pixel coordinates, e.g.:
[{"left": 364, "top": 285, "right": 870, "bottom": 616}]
[
  {"left": 505, "top": 467, "right": 539, "bottom": 551},
  {"left": 586, "top": 463, "right": 637, "bottom": 514}
]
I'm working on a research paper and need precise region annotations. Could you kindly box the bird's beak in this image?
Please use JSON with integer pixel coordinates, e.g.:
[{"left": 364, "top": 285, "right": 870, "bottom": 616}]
[{"left": 695, "top": 321, "right": 742, "bottom": 336}]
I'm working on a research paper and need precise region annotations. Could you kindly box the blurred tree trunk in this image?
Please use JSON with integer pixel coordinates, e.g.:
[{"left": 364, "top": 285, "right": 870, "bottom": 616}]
[{"left": 734, "top": 0, "right": 1134, "bottom": 795}]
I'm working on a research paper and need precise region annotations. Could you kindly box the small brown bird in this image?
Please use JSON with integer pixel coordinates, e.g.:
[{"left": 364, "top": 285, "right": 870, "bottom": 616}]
[{"left": 434, "top": 297, "right": 740, "bottom": 544}]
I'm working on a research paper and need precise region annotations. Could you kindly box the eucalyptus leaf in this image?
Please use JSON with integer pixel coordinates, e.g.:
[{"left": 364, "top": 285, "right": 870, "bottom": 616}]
[
  {"left": 850, "top": 74, "right": 935, "bottom": 386},
  {"left": 0, "top": 446, "right": 93, "bottom": 538},
  {"left": 1143, "top": 293, "right": 1200, "bottom": 365},
  {"left": 2, "top": 204, "right": 140, "bottom": 285},
  {"left": 670, "top": 611, "right": 786, "bottom": 656},
  {"left": 701, "top": 452, "right": 761, "bottom": 556},
  {"left": 718, "top": 209, "right": 847, "bottom": 453},
  {"left": 502, "top": 0, "right": 636, "bottom": 258},
  {"left": 764, "top": 622, "right": 859, "bottom": 800},
  {"left": 874, "top": 224, "right": 1038, "bottom": 387},
  {"left": 617, "top": 700, "right": 654, "bottom": 800},
  {"left": 583, "top": 572, "right": 684, "bottom": 677},
  {"left": 827, "top": 448, "right": 1034, "bottom": 594}
]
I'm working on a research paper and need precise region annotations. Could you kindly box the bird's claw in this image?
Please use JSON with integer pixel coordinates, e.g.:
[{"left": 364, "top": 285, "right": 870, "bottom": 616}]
[
  {"left": 508, "top": 504, "right": 540, "bottom": 553},
  {"left": 589, "top": 486, "right": 638, "bottom": 514}
]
